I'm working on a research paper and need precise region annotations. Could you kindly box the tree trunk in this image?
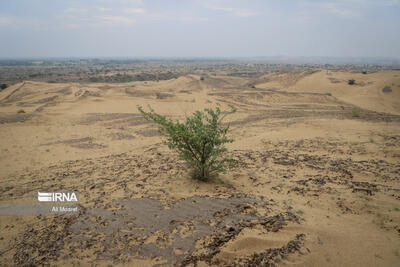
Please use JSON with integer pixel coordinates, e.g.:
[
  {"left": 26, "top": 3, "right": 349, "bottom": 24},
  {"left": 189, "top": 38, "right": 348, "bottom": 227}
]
[{"left": 199, "top": 166, "right": 207, "bottom": 181}]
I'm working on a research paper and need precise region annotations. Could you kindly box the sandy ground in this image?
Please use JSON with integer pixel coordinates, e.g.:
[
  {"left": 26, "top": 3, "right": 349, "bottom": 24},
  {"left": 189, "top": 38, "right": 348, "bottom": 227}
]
[{"left": 0, "top": 70, "right": 399, "bottom": 266}]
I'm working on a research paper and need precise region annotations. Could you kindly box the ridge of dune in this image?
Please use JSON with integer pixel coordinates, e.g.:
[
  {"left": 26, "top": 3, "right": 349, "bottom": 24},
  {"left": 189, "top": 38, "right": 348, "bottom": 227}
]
[{"left": 257, "top": 70, "right": 400, "bottom": 115}]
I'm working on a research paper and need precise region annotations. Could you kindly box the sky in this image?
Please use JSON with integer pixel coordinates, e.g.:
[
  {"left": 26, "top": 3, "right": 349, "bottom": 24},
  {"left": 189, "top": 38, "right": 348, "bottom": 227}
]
[{"left": 0, "top": 0, "right": 399, "bottom": 58}]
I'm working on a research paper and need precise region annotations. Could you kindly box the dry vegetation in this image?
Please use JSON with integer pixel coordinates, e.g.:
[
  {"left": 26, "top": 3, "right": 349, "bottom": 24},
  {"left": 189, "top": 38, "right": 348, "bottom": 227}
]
[{"left": 0, "top": 61, "right": 400, "bottom": 266}]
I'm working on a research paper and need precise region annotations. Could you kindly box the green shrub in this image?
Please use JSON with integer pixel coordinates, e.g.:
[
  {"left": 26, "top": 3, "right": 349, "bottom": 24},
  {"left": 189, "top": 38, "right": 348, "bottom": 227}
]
[
  {"left": 325, "top": 92, "right": 332, "bottom": 96},
  {"left": 200, "top": 77, "right": 204, "bottom": 81},
  {"left": 138, "top": 105, "right": 238, "bottom": 181},
  {"left": 348, "top": 79, "right": 355, "bottom": 85},
  {"left": 351, "top": 108, "right": 360, "bottom": 118},
  {"left": 0, "top": 84, "right": 7, "bottom": 90}
]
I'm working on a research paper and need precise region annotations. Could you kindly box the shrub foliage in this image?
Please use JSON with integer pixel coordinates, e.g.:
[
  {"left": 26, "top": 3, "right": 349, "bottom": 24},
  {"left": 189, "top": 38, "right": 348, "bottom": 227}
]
[
  {"left": 138, "top": 105, "right": 238, "bottom": 181},
  {"left": 351, "top": 108, "right": 360, "bottom": 118}
]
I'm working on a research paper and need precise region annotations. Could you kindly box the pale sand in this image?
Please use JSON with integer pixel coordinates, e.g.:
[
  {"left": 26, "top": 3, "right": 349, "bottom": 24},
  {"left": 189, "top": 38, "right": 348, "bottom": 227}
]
[{"left": 0, "top": 70, "right": 399, "bottom": 266}]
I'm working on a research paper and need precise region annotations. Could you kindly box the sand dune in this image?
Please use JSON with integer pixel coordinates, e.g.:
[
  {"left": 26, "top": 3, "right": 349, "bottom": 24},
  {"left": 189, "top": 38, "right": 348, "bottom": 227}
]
[
  {"left": 0, "top": 70, "right": 400, "bottom": 266},
  {"left": 257, "top": 70, "right": 400, "bottom": 115}
]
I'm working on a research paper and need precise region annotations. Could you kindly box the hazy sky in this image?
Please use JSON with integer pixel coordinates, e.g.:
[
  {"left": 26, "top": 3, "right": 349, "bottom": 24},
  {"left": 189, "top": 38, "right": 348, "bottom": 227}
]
[{"left": 0, "top": 0, "right": 399, "bottom": 58}]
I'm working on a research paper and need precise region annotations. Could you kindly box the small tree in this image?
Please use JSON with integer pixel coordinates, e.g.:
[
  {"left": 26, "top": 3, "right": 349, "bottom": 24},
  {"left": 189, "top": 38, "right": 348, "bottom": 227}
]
[
  {"left": 138, "top": 105, "right": 238, "bottom": 181},
  {"left": 348, "top": 79, "right": 355, "bottom": 85}
]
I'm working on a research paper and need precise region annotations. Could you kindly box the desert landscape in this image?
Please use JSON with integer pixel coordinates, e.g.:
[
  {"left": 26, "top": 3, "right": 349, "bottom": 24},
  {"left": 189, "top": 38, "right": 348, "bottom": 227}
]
[{"left": 0, "top": 61, "right": 399, "bottom": 266}]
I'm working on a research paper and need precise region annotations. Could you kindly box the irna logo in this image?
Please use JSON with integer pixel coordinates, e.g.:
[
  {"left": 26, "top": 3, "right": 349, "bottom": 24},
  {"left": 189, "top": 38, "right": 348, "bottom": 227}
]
[{"left": 38, "top": 192, "right": 78, "bottom": 202}]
